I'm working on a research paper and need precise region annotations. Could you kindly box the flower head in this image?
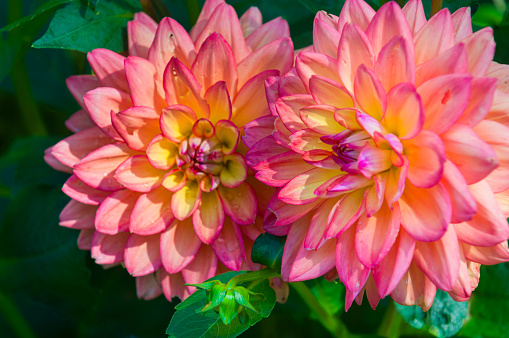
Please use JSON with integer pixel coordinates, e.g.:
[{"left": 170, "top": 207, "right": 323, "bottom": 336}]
[
  {"left": 246, "top": 0, "right": 509, "bottom": 310},
  {"left": 45, "top": 0, "right": 294, "bottom": 301}
]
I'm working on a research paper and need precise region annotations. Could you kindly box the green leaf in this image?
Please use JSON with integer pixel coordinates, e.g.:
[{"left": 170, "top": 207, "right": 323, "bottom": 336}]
[
  {"left": 251, "top": 233, "right": 286, "bottom": 272},
  {"left": 166, "top": 271, "right": 277, "bottom": 338},
  {"left": 89, "top": 0, "right": 101, "bottom": 13},
  {"left": 0, "top": 0, "right": 72, "bottom": 33},
  {"left": 395, "top": 290, "right": 467, "bottom": 337},
  {"left": 32, "top": 0, "right": 142, "bottom": 52},
  {"left": 460, "top": 263, "right": 509, "bottom": 337}
]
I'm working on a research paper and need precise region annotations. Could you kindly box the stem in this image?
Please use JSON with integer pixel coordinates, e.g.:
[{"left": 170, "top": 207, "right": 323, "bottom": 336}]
[
  {"left": 0, "top": 289, "right": 37, "bottom": 338},
  {"left": 377, "top": 301, "right": 403, "bottom": 338},
  {"left": 291, "top": 282, "right": 350, "bottom": 337},
  {"left": 186, "top": 0, "right": 200, "bottom": 26},
  {"left": 430, "top": 0, "right": 443, "bottom": 17},
  {"left": 227, "top": 268, "right": 279, "bottom": 289},
  {"left": 8, "top": 0, "right": 47, "bottom": 136}
]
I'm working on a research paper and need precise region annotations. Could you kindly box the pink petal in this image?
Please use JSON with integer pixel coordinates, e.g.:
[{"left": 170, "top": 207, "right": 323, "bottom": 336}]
[
  {"left": 253, "top": 151, "right": 313, "bottom": 187},
  {"left": 211, "top": 218, "right": 245, "bottom": 271},
  {"left": 124, "top": 234, "right": 162, "bottom": 277},
  {"left": 451, "top": 7, "right": 472, "bottom": 42},
  {"left": 275, "top": 94, "right": 314, "bottom": 133},
  {"left": 391, "top": 262, "right": 436, "bottom": 311},
  {"left": 402, "top": 0, "right": 426, "bottom": 35},
  {"left": 325, "top": 189, "right": 365, "bottom": 239},
  {"left": 62, "top": 174, "right": 110, "bottom": 205},
  {"left": 457, "top": 78, "right": 497, "bottom": 127},
  {"left": 124, "top": 56, "right": 165, "bottom": 111},
  {"left": 486, "top": 62, "right": 509, "bottom": 93},
  {"left": 111, "top": 106, "right": 160, "bottom": 151},
  {"left": 191, "top": 32, "right": 238, "bottom": 94},
  {"left": 163, "top": 58, "right": 208, "bottom": 119},
  {"left": 355, "top": 202, "right": 400, "bottom": 268},
  {"left": 51, "top": 126, "right": 115, "bottom": 169},
  {"left": 384, "top": 158, "right": 408, "bottom": 207},
  {"left": 128, "top": 12, "right": 157, "bottom": 59},
  {"left": 59, "top": 200, "right": 96, "bottom": 229},
  {"left": 375, "top": 36, "right": 415, "bottom": 93},
  {"left": 281, "top": 214, "right": 310, "bottom": 280},
  {"left": 170, "top": 180, "right": 201, "bottom": 220},
  {"left": 418, "top": 74, "right": 472, "bottom": 135},
  {"left": 95, "top": 189, "right": 139, "bottom": 234},
  {"left": 231, "top": 69, "right": 280, "bottom": 126},
  {"left": 337, "top": 0, "right": 375, "bottom": 33},
  {"left": 442, "top": 123, "right": 498, "bottom": 184},
  {"left": 413, "top": 9, "right": 454, "bottom": 65},
  {"left": 160, "top": 270, "right": 189, "bottom": 301},
  {"left": 309, "top": 76, "right": 354, "bottom": 108},
  {"left": 338, "top": 23, "right": 374, "bottom": 93},
  {"left": 77, "top": 229, "right": 95, "bottom": 250},
  {"left": 313, "top": 16, "right": 340, "bottom": 59},
  {"left": 448, "top": 246, "right": 471, "bottom": 302},
  {"left": 193, "top": 190, "right": 225, "bottom": 244},
  {"left": 160, "top": 218, "right": 202, "bottom": 273},
  {"left": 83, "top": 87, "right": 132, "bottom": 140},
  {"left": 66, "top": 75, "right": 100, "bottom": 109},
  {"left": 237, "top": 37, "right": 293, "bottom": 91},
  {"left": 336, "top": 226, "right": 370, "bottom": 294},
  {"left": 400, "top": 182, "right": 451, "bottom": 242},
  {"left": 405, "top": 130, "right": 446, "bottom": 188},
  {"left": 148, "top": 17, "right": 196, "bottom": 73},
  {"left": 365, "top": 2, "right": 412, "bottom": 58},
  {"left": 65, "top": 109, "right": 95, "bottom": 133},
  {"left": 243, "top": 115, "right": 276, "bottom": 149},
  {"left": 91, "top": 231, "right": 129, "bottom": 264},
  {"left": 239, "top": 6, "right": 262, "bottom": 38},
  {"left": 304, "top": 198, "right": 337, "bottom": 250},
  {"left": 289, "top": 235, "right": 336, "bottom": 282},
  {"left": 300, "top": 104, "right": 345, "bottom": 135},
  {"left": 474, "top": 120, "right": 509, "bottom": 192},
  {"left": 246, "top": 17, "right": 290, "bottom": 51},
  {"left": 181, "top": 244, "right": 218, "bottom": 293},
  {"left": 460, "top": 27, "right": 495, "bottom": 77},
  {"left": 373, "top": 228, "right": 415, "bottom": 297},
  {"left": 441, "top": 160, "right": 477, "bottom": 223},
  {"left": 454, "top": 180, "right": 509, "bottom": 247},
  {"left": 218, "top": 182, "right": 257, "bottom": 225},
  {"left": 414, "top": 225, "right": 460, "bottom": 291},
  {"left": 114, "top": 155, "right": 165, "bottom": 192},
  {"left": 383, "top": 82, "right": 424, "bottom": 139},
  {"left": 136, "top": 272, "right": 163, "bottom": 300},
  {"left": 245, "top": 135, "right": 288, "bottom": 168},
  {"left": 130, "top": 187, "right": 174, "bottom": 235},
  {"left": 462, "top": 241, "right": 509, "bottom": 265},
  {"left": 205, "top": 82, "right": 232, "bottom": 124},
  {"left": 295, "top": 52, "right": 343, "bottom": 92},
  {"left": 87, "top": 49, "right": 129, "bottom": 92},
  {"left": 190, "top": 0, "right": 225, "bottom": 40},
  {"left": 194, "top": 3, "right": 250, "bottom": 62},
  {"left": 357, "top": 143, "right": 392, "bottom": 178},
  {"left": 354, "top": 65, "right": 386, "bottom": 121},
  {"left": 74, "top": 143, "right": 138, "bottom": 191},
  {"left": 278, "top": 167, "right": 337, "bottom": 205},
  {"left": 415, "top": 43, "right": 468, "bottom": 88},
  {"left": 279, "top": 68, "right": 307, "bottom": 97},
  {"left": 268, "top": 195, "right": 322, "bottom": 227}
]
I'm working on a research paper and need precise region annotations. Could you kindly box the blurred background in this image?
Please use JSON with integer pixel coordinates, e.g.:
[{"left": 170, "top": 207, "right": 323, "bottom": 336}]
[{"left": 1, "top": 0, "right": 509, "bottom": 337}]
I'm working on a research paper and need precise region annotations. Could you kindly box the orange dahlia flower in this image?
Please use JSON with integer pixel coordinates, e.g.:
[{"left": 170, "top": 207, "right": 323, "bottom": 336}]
[
  {"left": 45, "top": 0, "right": 293, "bottom": 301},
  {"left": 245, "top": 0, "right": 509, "bottom": 310}
]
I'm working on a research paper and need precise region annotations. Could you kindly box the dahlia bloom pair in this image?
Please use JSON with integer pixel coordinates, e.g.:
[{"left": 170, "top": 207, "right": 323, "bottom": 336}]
[
  {"left": 246, "top": 0, "right": 509, "bottom": 310},
  {"left": 45, "top": 0, "right": 293, "bottom": 301},
  {"left": 45, "top": 0, "right": 509, "bottom": 311}
]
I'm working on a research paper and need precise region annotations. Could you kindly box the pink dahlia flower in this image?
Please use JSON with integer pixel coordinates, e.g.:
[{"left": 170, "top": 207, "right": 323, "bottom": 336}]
[
  {"left": 245, "top": 0, "right": 509, "bottom": 310},
  {"left": 44, "top": 0, "right": 293, "bottom": 301}
]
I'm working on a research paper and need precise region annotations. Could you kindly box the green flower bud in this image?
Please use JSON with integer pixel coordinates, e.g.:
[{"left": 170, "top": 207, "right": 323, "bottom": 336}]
[{"left": 219, "top": 289, "right": 238, "bottom": 325}]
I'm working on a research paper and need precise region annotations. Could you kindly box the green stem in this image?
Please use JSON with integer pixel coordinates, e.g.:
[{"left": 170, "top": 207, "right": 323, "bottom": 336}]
[
  {"left": 8, "top": 0, "right": 47, "bottom": 136},
  {"left": 186, "top": 0, "right": 200, "bottom": 26},
  {"left": 377, "top": 301, "right": 403, "bottom": 338},
  {"left": 227, "top": 268, "right": 279, "bottom": 289},
  {"left": 430, "top": 0, "right": 443, "bottom": 17},
  {"left": 0, "top": 289, "right": 37, "bottom": 338},
  {"left": 291, "top": 282, "right": 350, "bottom": 337}
]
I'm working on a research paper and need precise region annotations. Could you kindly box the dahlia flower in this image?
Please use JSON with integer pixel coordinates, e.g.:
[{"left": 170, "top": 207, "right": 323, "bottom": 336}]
[
  {"left": 44, "top": 0, "right": 293, "bottom": 301},
  {"left": 245, "top": 0, "right": 509, "bottom": 310}
]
